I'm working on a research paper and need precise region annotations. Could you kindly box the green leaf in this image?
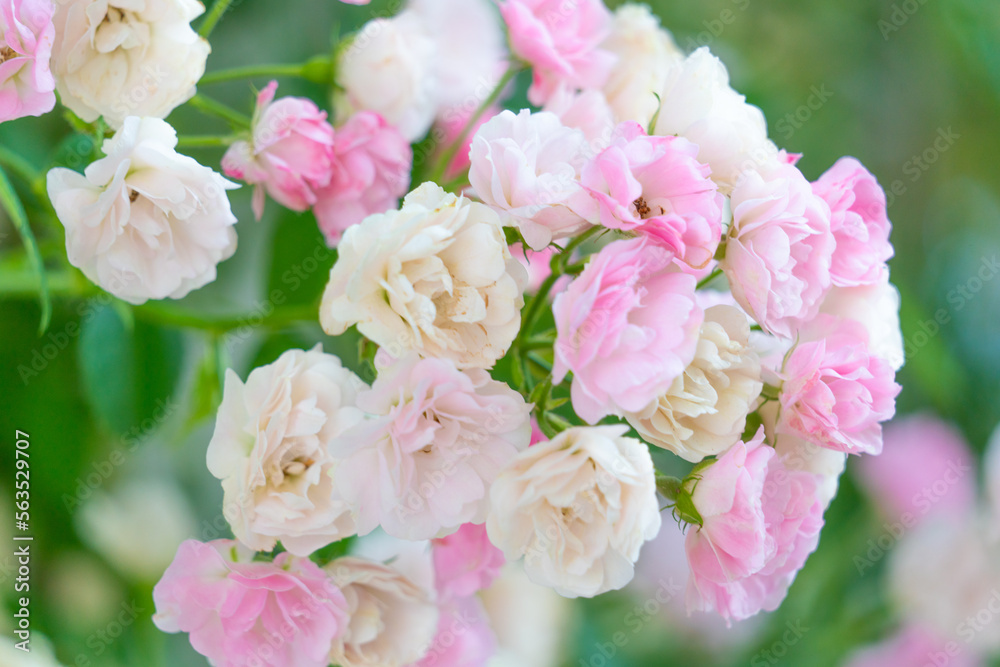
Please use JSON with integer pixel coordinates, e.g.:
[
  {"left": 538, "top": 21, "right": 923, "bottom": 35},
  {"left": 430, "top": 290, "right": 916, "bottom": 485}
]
[
  {"left": 0, "top": 164, "right": 51, "bottom": 333},
  {"left": 78, "top": 304, "right": 136, "bottom": 433}
]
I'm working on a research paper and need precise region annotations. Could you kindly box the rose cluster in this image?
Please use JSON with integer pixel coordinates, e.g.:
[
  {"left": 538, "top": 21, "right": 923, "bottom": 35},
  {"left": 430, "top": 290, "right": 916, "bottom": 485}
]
[{"left": 9, "top": 0, "right": 906, "bottom": 663}]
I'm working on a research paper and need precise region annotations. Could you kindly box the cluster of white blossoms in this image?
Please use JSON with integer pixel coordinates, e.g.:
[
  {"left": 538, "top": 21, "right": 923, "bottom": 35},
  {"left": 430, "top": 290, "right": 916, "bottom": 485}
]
[{"left": 5, "top": 0, "right": 911, "bottom": 663}]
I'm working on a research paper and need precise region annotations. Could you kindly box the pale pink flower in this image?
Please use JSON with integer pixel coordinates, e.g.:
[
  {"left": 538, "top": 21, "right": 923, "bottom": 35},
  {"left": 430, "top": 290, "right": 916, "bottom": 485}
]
[
  {"left": 338, "top": 0, "right": 370, "bottom": 4},
  {"left": 722, "top": 163, "right": 835, "bottom": 338},
  {"left": 469, "top": 109, "right": 592, "bottom": 250},
  {"left": 153, "top": 540, "right": 349, "bottom": 667},
  {"left": 844, "top": 625, "right": 985, "bottom": 667},
  {"left": 812, "top": 157, "right": 893, "bottom": 287},
  {"left": 553, "top": 237, "right": 703, "bottom": 423},
  {"left": 777, "top": 318, "right": 900, "bottom": 455},
  {"left": 686, "top": 429, "right": 826, "bottom": 621},
  {"left": 510, "top": 242, "right": 556, "bottom": 293},
  {"left": 578, "top": 121, "right": 723, "bottom": 268},
  {"left": 0, "top": 0, "right": 55, "bottom": 122},
  {"left": 685, "top": 430, "right": 773, "bottom": 612},
  {"left": 313, "top": 111, "right": 412, "bottom": 245},
  {"left": 499, "top": 0, "right": 616, "bottom": 105},
  {"left": 432, "top": 523, "right": 505, "bottom": 600},
  {"left": 819, "top": 277, "right": 905, "bottom": 370},
  {"left": 330, "top": 353, "right": 531, "bottom": 540},
  {"left": 415, "top": 594, "right": 497, "bottom": 667},
  {"left": 222, "top": 81, "right": 335, "bottom": 220},
  {"left": 855, "top": 413, "right": 976, "bottom": 522}
]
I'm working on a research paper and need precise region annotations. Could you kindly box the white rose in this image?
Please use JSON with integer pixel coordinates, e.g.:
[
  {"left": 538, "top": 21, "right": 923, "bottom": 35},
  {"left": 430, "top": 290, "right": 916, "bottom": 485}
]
[
  {"left": 889, "top": 513, "right": 1000, "bottom": 653},
  {"left": 653, "top": 47, "right": 779, "bottom": 194},
  {"left": 819, "top": 277, "right": 905, "bottom": 370},
  {"left": 206, "top": 346, "right": 367, "bottom": 556},
  {"left": 335, "top": 12, "right": 437, "bottom": 141},
  {"left": 773, "top": 432, "right": 846, "bottom": 508},
  {"left": 320, "top": 182, "right": 526, "bottom": 370},
  {"left": 408, "top": 0, "right": 506, "bottom": 110},
  {"left": 51, "top": 0, "right": 210, "bottom": 127},
  {"left": 626, "top": 305, "right": 763, "bottom": 462},
  {"left": 469, "top": 109, "right": 592, "bottom": 250},
  {"left": 602, "top": 3, "right": 684, "bottom": 128},
  {"left": 480, "top": 565, "right": 574, "bottom": 667},
  {"left": 487, "top": 425, "right": 661, "bottom": 598},
  {"left": 46, "top": 117, "right": 238, "bottom": 304},
  {"left": 326, "top": 556, "right": 439, "bottom": 667},
  {"left": 75, "top": 478, "right": 196, "bottom": 582}
]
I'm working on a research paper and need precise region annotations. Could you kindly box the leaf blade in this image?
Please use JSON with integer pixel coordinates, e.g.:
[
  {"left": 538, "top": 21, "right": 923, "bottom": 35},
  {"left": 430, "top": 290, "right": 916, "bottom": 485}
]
[{"left": 0, "top": 164, "right": 51, "bottom": 333}]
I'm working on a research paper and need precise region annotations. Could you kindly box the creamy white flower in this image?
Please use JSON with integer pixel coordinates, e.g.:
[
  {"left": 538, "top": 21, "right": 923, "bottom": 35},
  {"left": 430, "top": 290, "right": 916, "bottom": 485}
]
[
  {"left": 326, "top": 556, "right": 439, "bottom": 667},
  {"left": 542, "top": 87, "right": 616, "bottom": 154},
  {"left": 889, "top": 513, "right": 1000, "bottom": 653},
  {"left": 320, "top": 182, "right": 526, "bottom": 370},
  {"left": 487, "top": 425, "right": 661, "bottom": 598},
  {"left": 480, "top": 565, "right": 574, "bottom": 667},
  {"left": 408, "top": 0, "right": 506, "bottom": 110},
  {"left": 773, "top": 432, "right": 846, "bottom": 509},
  {"left": 653, "top": 47, "right": 779, "bottom": 194},
  {"left": 626, "top": 305, "right": 762, "bottom": 462},
  {"left": 206, "top": 346, "right": 367, "bottom": 556},
  {"left": 469, "top": 109, "right": 592, "bottom": 250},
  {"left": 602, "top": 3, "right": 683, "bottom": 128},
  {"left": 46, "top": 117, "right": 237, "bottom": 304},
  {"left": 51, "top": 0, "right": 209, "bottom": 126},
  {"left": 75, "top": 478, "right": 196, "bottom": 582},
  {"left": 335, "top": 12, "right": 437, "bottom": 141},
  {"left": 819, "top": 277, "right": 905, "bottom": 370}
]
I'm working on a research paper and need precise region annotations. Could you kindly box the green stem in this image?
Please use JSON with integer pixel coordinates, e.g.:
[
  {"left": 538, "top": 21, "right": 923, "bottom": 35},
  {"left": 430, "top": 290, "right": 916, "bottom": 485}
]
[
  {"left": 0, "top": 268, "right": 81, "bottom": 299},
  {"left": 133, "top": 302, "right": 318, "bottom": 333},
  {"left": 177, "top": 134, "right": 242, "bottom": 149},
  {"left": 428, "top": 62, "right": 523, "bottom": 183},
  {"left": 187, "top": 94, "right": 251, "bottom": 129},
  {"left": 198, "top": 0, "right": 234, "bottom": 38},
  {"left": 200, "top": 63, "right": 309, "bottom": 85},
  {"left": 0, "top": 146, "right": 42, "bottom": 189},
  {"left": 697, "top": 267, "right": 723, "bottom": 289}
]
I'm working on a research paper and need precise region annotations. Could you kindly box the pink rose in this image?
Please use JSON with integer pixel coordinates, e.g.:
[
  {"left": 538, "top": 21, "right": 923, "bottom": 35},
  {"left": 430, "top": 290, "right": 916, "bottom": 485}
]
[
  {"left": 542, "top": 86, "right": 616, "bottom": 152},
  {"left": 855, "top": 413, "right": 976, "bottom": 522},
  {"left": 153, "top": 540, "right": 349, "bottom": 667},
  {"left": 812, "top": 156, "right": 893, "bottom": 287},
  {"left": 722, "top": 163, "right": 835, "bottom": 338},
  {"left": 0, "top": 0, "right": 56, "bottom": 122},
  {"left": 685, "top": 431, "right": 773, "bottom": 609},
  {"left": 844, "top": 625, "right": 985, "bottom": 667},
  {"left": 415, "top": 595, "right": 497, "bottom": 667},
  {"left": 686, "top": 430, "right": 826, "bottom": 621},
  {"left": 579, "top": 121, "right": 723, "bottom": 268},
  {"left": 498, "top": 0, "right": 615, "bottom": 105},
  {"left": 434, "top": 103, "right": 501, "bottom": 182},
  {"left": 330, "top": 353, "right": 532, "bottom": 540},
  {"left": 553, "top": 237, "right": 702, "bottom": 423},
  {"left": 222, "top": 81, "right": 336, "bottom": 219},
  {"left": 432, "top": 523, "right": 505, "bottom": 600},
  {"left": 313, "top": 110, "right": 412, "bottom": 245},
  {"left": 777, "top": 318, "right": 900, "bottom": 455}
]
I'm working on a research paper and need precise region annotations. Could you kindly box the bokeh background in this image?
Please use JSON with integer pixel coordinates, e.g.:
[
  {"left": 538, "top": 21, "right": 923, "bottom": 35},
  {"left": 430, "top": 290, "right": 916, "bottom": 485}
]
[{"left": 2, "top": 0, "right": 999, "bottom": 665}]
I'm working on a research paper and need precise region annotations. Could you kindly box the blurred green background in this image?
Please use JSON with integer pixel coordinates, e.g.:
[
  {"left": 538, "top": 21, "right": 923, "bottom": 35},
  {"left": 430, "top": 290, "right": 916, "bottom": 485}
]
[{"left": 1, "top": 0, "right": 999, "bottom": 665}]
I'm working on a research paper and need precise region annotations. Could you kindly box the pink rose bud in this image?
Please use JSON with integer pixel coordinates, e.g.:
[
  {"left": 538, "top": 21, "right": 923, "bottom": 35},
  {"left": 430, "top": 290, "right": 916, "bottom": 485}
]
[
  {"left": 222, "top": 80, "right": 336, "bottom": 219},
  {"left": 812, "top": 156, "right": 893, "bottom": 287},
  {"left": 498, "top": 0, "right": 616, "bottom": 105},
  {"left": 313, "top": 110, "right": 412, "bottom": 245}
]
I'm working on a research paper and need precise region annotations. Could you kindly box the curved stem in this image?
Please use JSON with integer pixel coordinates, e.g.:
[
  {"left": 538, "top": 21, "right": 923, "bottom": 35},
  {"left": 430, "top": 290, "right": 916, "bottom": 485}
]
[
  {"left": 697, "top": 267, "right": 723, "bottom": 289},
  {"left": 200, "top": 63, "right": 309, "bottom": 85},
  {"left": 187, "top": 94, "right": 251, "bottom": 129},
  {"left": 199, "top": 0, "right": 234, "bottom": 38},
  {"left": 427, "top": 62, "right": 523, "bottom": 183},
  {"left": 177, "top": 134, "right": 242, "bottom": 149}
]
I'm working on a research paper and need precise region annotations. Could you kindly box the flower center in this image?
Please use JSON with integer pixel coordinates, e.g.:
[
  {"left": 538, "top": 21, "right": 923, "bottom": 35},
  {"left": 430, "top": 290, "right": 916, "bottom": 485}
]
[
  {"left": 633, "top": 196, "right": 665, "bottom": 220},
  {"left": 0, "top": 46, "right": 17, "bottom": 64},
  {"left": 282, "top": 457, "right": 315, "bottom": 477},
  {"left": 128, "top": 189, "right": 139, "bottom": 203}
]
